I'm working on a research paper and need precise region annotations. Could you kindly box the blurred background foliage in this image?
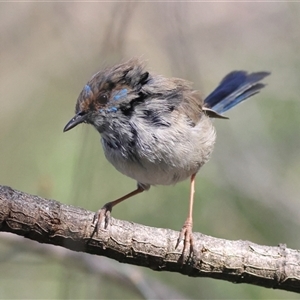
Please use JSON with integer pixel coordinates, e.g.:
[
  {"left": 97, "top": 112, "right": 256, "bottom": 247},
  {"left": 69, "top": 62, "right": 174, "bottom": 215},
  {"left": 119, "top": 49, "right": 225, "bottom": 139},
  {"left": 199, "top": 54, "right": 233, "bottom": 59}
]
[{"left": 0, "top": 2, "right": 300, "bottom": 299}]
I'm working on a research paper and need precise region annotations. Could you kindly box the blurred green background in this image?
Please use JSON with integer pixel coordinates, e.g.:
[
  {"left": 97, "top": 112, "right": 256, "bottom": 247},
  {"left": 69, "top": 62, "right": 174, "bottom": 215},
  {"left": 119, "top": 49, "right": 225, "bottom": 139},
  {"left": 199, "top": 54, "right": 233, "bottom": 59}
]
[{"left": 1, "top": 2, "right": 300, "bottom": 299}]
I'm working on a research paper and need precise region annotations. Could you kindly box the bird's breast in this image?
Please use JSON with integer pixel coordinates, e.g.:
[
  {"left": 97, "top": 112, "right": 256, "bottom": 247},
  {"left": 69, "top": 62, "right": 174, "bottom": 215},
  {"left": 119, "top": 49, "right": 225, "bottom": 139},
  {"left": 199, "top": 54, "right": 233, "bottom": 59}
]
[{"left": 101, "top": 114, "right": 216, "bottom": 187}]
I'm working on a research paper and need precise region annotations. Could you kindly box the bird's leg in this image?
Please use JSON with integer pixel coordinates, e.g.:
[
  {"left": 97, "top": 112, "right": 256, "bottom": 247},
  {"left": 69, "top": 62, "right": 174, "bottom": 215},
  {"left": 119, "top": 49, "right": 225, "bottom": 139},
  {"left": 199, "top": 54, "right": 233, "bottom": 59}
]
[
  {"left": 176, "top": 173, "right": 196, "bottom": 254},
  {"left": 93, "top": 185, "right": 145, "bottom": 230}
]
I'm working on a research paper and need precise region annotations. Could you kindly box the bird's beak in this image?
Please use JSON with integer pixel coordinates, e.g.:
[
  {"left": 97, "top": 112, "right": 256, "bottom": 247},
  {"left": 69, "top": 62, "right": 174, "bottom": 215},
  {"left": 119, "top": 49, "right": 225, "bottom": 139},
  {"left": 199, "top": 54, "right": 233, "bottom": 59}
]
[{"left": 63, "top": 112, "right": 86, "bottom": 132}]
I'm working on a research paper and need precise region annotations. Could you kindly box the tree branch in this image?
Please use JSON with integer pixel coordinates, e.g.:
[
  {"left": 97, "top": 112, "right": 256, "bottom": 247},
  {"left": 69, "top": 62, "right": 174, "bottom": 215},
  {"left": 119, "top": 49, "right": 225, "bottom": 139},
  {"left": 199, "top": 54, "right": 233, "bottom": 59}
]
[{"left": 0, "top": 185, "right": 299, "bottom": 293}]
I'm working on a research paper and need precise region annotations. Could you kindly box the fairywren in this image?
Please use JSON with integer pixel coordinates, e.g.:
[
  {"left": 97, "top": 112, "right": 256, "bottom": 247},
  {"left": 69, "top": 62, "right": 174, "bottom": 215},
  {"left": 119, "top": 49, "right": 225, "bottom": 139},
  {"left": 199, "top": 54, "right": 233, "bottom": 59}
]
[{"left": 64, "top": 59, "right": 269, "bottom": 254}]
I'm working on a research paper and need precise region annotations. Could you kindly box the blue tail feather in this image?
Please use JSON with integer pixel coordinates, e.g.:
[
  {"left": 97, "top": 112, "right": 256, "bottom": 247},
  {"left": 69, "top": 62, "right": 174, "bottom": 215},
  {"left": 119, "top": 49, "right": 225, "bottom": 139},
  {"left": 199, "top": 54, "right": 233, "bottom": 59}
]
[{"left": 204, "top": 71, "right": 270, "bottom": 115}]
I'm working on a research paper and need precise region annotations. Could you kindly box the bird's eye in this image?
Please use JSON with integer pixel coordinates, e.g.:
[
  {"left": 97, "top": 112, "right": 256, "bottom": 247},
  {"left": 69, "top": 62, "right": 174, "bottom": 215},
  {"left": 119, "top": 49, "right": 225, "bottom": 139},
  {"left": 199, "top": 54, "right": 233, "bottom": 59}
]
[{"left": 98, "top": 93, "right": 109, "bottom": 105}]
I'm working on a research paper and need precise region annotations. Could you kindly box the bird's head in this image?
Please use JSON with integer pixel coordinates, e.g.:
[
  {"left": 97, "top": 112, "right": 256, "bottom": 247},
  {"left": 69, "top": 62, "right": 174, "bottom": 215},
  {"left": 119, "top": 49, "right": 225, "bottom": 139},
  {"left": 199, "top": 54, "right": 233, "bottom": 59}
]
[{"left": 63, "top": 58, "right": 150, "bottom": 133}]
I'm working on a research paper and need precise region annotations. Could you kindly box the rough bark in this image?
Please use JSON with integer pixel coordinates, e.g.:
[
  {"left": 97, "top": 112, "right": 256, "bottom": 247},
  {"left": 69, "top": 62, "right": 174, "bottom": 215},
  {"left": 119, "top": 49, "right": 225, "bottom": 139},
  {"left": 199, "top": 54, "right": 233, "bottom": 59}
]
[{"left": 0, "top": 185, "right": 299, "bottom": 293}]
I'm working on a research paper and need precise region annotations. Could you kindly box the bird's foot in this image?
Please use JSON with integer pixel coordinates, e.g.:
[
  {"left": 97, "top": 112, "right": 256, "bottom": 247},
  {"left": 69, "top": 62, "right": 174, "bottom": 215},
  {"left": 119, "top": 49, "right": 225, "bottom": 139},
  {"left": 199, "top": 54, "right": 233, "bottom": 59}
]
[
  {"left": 176, "top": 219, "right": 195, "bottom": 256},
  {"left": 93, "top": 202, "right": 113, "bottom": 231}
]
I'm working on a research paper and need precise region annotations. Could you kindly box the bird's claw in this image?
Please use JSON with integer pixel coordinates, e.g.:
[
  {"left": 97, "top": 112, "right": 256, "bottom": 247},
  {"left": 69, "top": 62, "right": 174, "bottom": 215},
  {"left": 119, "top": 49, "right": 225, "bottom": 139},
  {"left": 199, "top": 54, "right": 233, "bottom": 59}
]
[
  {"left": 93, "top": 202, "right": 113, "bottom": 231},
  {"left": 176, "top": 220, "right": 194, "bottom": 256}
]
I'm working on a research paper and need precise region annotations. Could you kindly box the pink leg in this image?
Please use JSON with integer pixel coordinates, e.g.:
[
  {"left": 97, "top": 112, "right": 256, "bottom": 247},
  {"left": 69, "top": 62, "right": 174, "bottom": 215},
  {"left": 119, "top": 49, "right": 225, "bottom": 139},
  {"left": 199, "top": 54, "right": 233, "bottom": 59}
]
[
  {"left": 93, "top": 186, "right": 144, "bottom": 229},
  {"left": 176, "top": 173, "right": 196, "bottom": 254}
]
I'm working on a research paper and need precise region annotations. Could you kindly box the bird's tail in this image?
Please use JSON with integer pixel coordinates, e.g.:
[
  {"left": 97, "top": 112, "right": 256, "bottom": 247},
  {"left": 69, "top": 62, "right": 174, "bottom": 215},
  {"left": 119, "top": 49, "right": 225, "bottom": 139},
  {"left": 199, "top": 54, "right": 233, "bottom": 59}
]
[{"left": 203, "top": 70, "right": 270, "bottom": 117}]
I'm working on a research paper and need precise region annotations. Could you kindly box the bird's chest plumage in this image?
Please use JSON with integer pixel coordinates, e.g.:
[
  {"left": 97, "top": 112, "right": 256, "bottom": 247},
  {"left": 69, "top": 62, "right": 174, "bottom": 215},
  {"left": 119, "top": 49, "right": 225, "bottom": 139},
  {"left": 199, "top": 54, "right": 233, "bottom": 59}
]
[{"left": 100, "top": 112, "right": 216, "bottom": 187}]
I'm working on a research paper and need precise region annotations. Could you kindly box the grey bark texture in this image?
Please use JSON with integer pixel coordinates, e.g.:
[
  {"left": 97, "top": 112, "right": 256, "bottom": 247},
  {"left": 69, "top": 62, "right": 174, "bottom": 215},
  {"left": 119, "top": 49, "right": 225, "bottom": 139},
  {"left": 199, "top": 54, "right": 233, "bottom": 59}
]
[{"left": 0, "top": 185, "right": 299, "bottom": 293}]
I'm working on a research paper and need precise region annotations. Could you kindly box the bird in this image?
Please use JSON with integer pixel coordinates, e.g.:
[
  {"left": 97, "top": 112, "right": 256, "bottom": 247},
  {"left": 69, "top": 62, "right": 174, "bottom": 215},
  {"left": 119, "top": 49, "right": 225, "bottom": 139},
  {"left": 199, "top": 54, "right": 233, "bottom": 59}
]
[{"left": 63, "top": 58, "right": 270, "bottom": 255}]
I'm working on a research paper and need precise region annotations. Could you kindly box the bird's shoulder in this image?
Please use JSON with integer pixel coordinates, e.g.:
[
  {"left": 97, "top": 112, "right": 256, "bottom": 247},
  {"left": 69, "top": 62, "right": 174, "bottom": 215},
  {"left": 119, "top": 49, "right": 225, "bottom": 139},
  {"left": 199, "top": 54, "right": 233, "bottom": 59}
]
[{"left": 140, "top": 75, "right": 204, "bottom": 126}]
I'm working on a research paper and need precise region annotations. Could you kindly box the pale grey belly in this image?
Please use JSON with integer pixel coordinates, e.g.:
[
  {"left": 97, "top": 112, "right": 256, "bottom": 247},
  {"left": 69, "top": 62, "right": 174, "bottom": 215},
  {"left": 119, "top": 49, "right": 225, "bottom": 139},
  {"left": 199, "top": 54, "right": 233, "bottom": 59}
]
[
  {"left": 103, "top": 153, "right": 199, "bottom": 186},
  {"left": 101, "top": 119, "right": 216, "bottom": 187}
]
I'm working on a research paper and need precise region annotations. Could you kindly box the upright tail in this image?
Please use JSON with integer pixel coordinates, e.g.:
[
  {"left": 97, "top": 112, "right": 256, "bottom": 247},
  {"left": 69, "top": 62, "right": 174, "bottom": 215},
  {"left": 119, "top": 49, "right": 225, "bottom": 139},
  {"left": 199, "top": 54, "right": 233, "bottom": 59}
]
[{"left": 204, "top": 70, "right": 270, "bottom": 117}]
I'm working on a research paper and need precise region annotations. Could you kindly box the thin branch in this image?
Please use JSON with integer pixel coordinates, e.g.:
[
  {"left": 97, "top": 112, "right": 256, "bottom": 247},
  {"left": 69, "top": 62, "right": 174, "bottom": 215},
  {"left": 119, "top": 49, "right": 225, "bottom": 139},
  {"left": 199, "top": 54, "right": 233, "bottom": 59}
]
[{"left": 0, "top": 185, "right": 299, "bottom": 293}]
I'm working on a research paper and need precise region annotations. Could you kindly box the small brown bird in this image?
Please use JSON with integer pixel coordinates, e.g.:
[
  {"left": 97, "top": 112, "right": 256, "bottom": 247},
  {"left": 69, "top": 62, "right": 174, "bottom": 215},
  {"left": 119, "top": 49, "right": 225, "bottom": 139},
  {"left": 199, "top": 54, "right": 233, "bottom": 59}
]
[{"left": 64, "top": 59, "right": 269, "bottom": 254}]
